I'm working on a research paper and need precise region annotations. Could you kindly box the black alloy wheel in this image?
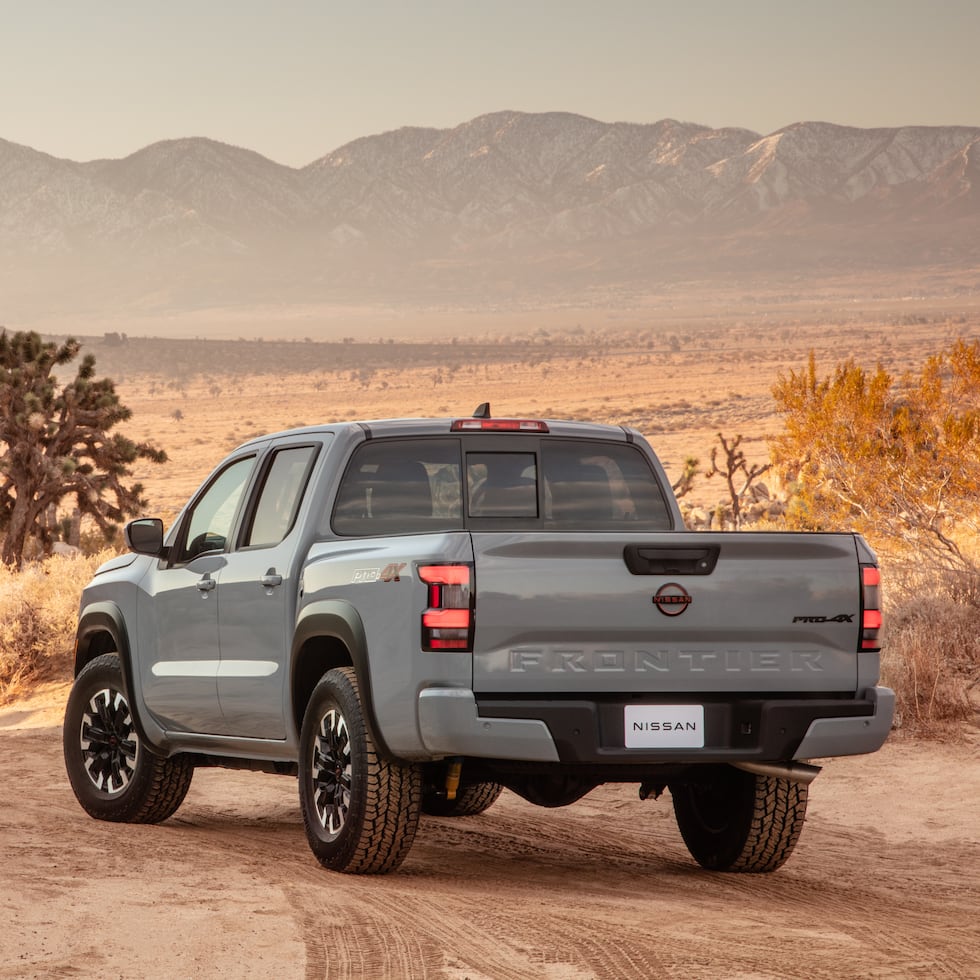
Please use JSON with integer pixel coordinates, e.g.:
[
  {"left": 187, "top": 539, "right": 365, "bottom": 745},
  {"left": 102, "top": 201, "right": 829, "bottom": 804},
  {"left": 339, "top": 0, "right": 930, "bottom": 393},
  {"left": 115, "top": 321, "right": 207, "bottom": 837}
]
[
  {"left": 79, "top": 685, "right": 140, "bottom": 795},
  {"left": 310, "top": 704, "right": 353, "bottom": 840},
  {"left": 63, "top": 654, "right": 193, "bottom": 823}
]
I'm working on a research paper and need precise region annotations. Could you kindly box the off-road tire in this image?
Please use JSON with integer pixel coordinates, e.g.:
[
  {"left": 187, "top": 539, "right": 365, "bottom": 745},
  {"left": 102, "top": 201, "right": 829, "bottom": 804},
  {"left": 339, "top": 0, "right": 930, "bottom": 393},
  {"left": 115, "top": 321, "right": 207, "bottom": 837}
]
[
  {"left": 299, "top": 667, "right": 422, "bottom": 874},
  {"left": 422, "top": 780, "right": 504, "bottom": 817},
  {"left": 63, "top": 653, "right": 194, "bottom": 824},
  {"left": 670, "top": 765, "right": 807, "bottom": 873}
]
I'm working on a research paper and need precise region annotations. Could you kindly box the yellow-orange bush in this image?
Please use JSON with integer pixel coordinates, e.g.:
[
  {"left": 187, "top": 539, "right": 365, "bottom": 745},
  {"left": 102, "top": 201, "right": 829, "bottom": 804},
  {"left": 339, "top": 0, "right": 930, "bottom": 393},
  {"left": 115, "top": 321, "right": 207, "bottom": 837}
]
[
  {"left": 770, "top": 340, "right": 980, "bottom": 572},
  {"left": 0, "top": 552, "right": 111, "bottom": 703}
]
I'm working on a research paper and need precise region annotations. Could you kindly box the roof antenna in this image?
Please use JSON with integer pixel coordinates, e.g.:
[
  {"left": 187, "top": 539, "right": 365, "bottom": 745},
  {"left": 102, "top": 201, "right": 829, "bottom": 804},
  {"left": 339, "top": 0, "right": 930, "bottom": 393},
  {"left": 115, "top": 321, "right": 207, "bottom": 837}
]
[{"left": 473, "top": 402, "right": 491, "bottom": 419}]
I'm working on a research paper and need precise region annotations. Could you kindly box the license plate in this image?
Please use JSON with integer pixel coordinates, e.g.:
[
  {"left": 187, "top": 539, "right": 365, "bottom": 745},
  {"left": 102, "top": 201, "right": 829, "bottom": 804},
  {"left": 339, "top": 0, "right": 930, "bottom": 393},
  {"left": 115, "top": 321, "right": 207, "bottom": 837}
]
[{"left": 624, "top": 704, "right": 705, "bottom": 748}]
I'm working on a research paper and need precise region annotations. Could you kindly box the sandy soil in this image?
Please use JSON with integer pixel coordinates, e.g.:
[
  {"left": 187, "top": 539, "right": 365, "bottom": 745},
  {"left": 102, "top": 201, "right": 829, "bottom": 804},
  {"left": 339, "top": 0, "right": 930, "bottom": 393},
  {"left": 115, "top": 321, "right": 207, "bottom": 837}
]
[{"left": 1, "top": 685, "right": 978, "bottom": 979}]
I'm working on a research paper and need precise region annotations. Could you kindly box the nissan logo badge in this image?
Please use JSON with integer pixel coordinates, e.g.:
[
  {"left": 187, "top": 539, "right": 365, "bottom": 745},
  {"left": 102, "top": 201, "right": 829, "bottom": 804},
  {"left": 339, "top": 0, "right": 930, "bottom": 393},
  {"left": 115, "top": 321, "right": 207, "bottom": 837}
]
[{"left": 652, "top": 583, "right": 692, "bottom": 616}]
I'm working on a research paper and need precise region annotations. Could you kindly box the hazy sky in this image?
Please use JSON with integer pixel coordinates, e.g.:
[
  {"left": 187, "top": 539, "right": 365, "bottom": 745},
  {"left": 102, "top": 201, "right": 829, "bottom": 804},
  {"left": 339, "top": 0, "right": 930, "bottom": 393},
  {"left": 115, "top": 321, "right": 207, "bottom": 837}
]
[{"left": 2, "top": 0, "right": 978, "bottom": 168}]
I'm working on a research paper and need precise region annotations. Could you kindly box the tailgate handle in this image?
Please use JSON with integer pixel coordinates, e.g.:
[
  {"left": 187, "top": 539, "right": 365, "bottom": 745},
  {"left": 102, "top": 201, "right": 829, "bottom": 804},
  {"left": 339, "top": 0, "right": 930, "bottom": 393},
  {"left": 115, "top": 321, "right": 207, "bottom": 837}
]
[{"left": 623, "top": 545, "right": 720, "bottom": 575}]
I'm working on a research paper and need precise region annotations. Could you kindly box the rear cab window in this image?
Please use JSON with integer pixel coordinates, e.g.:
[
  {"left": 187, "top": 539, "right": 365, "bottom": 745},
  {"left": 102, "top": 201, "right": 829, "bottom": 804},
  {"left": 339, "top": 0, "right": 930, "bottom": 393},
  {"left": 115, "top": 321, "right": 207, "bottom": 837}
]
[
  {"left": 330, "top": 439, "right": 463, "bottom": 536},
  {"left": 329, "top": 434, "right": 673, "bottom": 536},
  {"left": 468, "top": 452, "right": 538, "bottom": 517},
  {"left": 542, "top": 440, "right": 673, "bottom": 528}
]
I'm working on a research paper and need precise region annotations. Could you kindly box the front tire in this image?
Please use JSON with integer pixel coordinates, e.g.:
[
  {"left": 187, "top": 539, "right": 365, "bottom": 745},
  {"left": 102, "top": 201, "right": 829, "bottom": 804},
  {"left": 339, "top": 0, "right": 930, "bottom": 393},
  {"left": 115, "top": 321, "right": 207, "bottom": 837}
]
[
  {"left": 63, "top": 653, "right": 193, "bottom": 823},
  {"left": 670, "top": 765, "right": 807, "bottom": 873},
  {"left": 299, "top": 667, "right": 422, "bottom": 874}
]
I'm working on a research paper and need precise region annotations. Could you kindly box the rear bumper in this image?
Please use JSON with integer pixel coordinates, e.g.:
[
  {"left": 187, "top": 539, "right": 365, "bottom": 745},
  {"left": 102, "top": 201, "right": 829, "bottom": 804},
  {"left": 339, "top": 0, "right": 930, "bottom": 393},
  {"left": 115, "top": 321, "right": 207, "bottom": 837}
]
[
  {"left": 793, "top": 686, "right": 894, "bottom": 759},
  {"left": 416, "top": 686, "right": 894, "bottom": 765},
  {"left": 418, "top": 688, "right": 560, "bottom": 762}
]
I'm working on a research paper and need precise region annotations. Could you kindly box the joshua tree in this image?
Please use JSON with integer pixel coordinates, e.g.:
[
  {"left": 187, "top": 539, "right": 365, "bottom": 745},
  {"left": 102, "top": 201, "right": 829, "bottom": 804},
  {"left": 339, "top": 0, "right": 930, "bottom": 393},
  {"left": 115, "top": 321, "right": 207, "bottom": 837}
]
[
  {"left": 705, "top": 433, "right": 770, "bottom": 530},
  {"left": 671, "top": 456, "right": 700, "bottom": 499},
  {"left": 0, "top": 330, "right": 166, "bottom": 568}
]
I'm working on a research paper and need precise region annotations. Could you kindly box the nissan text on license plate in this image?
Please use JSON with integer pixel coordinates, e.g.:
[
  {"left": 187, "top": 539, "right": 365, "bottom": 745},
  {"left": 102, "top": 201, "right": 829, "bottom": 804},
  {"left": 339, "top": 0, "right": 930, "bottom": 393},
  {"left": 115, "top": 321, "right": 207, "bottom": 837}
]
[{"left": 624, "top": 705, "right": 705, "bottom": 748}]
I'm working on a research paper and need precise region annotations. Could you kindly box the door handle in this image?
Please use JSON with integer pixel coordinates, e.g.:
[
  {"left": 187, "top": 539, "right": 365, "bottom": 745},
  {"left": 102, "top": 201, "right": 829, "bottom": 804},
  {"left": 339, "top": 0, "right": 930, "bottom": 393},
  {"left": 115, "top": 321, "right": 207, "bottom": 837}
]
[
  {"left": 261, "top": 570, "right": 283, "bottom": 588},
  {"left": 196, "top": 574, "right": 216, "bottom": 593}
]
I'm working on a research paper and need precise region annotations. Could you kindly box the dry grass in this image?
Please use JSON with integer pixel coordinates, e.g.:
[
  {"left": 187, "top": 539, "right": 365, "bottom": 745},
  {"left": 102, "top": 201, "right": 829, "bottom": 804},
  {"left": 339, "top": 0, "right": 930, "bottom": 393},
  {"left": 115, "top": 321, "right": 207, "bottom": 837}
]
[
  {"left": 0, "top": 552, "right": 113, "bottom": 704},
  {"left": 881, "top": 562, "right": 980, "bottom": 736}
]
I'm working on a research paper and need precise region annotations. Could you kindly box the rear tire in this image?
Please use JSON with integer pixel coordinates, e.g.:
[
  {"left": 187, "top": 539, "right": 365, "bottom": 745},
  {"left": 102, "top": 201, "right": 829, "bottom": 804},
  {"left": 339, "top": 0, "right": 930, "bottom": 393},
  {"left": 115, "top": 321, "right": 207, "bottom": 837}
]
[
  {"left": 422, "top": 780, "right": 503, "bottom": 817},
  {"left": 63, "top": 653, "right": 193, "bottom": 824},
  {"left": 299, "top": 667, "right": 422, "bottom": 874},
  {"left": 670, "top": 765, "right": 807, "bottom": 873}
]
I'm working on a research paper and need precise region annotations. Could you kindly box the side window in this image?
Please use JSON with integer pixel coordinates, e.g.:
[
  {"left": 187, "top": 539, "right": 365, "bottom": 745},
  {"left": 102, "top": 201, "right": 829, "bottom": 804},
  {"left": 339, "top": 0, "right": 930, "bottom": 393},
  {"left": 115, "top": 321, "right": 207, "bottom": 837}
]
[
  {"left": 243, "top": 445, "right": 318, "bottom": 548},
  {"left": 467, "top": 452, "right": 538, "bottom": 517},
  {"left": 331, "top": 439, "right": 463, "bottom": 536},
  {"left": 542, "top": 441, "right": 673, "bottom": 529},
  {"left": 177, "top": 456, "right": 256, "bottom": 562}
]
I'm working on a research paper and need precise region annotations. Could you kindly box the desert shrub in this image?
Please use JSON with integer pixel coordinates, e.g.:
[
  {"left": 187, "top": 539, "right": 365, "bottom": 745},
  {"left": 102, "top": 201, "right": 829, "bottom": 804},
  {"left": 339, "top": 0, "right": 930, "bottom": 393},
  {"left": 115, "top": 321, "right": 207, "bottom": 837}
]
[
  {"left": 880, "top": 561, "right": 980, "bottom": 736},
  {"left": 771, "top": 342, "right": 980, "bottom": 573},
  {"left": 0, "top": 551, "right": 111, "bottom": 703}
]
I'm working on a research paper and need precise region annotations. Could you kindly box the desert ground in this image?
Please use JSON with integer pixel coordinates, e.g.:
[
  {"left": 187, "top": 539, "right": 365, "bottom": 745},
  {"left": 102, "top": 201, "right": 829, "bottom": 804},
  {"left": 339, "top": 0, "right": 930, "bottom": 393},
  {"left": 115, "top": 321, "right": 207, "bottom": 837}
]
[
  {"left": 1, "top": 685, "right": 978, "bottom": 979},
  {"left": 3, "top": 297, "right": 980, "bottom": 978}
]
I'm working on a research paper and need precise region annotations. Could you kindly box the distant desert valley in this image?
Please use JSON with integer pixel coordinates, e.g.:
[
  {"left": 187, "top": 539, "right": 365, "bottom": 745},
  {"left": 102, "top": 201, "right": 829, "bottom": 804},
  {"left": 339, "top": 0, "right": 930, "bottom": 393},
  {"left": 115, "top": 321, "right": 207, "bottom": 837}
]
[{"left": 64, "top": 286, "right": 978, "bottom": 522}]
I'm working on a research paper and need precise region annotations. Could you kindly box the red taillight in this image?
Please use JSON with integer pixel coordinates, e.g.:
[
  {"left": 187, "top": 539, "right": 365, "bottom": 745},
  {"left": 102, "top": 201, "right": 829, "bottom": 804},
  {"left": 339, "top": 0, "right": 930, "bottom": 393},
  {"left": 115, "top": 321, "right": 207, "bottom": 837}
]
[
  {"left": 860, "top": 563, "right": 882, "bottom": 651},
  {"left": 451, "top": 418, "right": 549, "bottom": 432},
  {"left": 422, "top": 609, "right": 471, "bottom": 629},
  {"left": 418, "top": 565, "right": 471, "bottom": 586},
  {"left": 863, "top": 610, "right": 883, "bottom": 630},
  {"left": 419, "top": 563, "right": 473, "bottom": 651}
]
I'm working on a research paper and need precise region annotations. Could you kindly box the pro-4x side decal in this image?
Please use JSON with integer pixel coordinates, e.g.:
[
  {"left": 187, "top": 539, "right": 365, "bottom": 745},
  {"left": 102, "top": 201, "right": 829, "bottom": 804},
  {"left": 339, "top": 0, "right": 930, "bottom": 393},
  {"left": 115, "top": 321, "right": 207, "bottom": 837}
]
[{"left": 352, "top": 563, "right": 408, "bottom": 584}]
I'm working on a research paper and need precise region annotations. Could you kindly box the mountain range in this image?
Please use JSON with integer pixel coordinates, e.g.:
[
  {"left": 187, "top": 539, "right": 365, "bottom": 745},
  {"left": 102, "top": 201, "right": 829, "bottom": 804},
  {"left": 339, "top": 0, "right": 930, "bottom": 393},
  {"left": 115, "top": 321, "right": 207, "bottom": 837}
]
[{"left": 2, "top": 111, "right": 979, "bottom": 320}]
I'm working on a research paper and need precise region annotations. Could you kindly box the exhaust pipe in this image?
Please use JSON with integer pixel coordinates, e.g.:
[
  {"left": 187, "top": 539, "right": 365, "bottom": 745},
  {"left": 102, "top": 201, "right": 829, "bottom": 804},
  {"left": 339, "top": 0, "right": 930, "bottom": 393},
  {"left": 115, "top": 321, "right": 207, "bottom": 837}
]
[{"left": 732, "top": 761, "right": 822, "bottom": 785}]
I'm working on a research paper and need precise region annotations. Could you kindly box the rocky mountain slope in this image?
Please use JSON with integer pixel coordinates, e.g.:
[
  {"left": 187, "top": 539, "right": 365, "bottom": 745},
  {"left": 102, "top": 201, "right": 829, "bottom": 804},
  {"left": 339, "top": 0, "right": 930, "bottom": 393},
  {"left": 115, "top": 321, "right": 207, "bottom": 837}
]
[{"left": 2, "top": 112, "right": 978, "bottom": 316}]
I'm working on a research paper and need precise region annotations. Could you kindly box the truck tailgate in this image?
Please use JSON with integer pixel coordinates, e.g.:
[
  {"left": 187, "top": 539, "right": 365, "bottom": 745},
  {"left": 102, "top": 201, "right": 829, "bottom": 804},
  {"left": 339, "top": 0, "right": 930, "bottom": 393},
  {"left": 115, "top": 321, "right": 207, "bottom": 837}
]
[{"left": 471, "top": 531, "right": 865, "bottom": 695}]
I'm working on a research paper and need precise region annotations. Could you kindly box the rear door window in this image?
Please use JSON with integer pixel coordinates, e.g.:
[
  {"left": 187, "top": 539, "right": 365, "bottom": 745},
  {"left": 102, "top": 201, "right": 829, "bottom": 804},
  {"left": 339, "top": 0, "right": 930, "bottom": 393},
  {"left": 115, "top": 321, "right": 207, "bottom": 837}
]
[{"left": 242, "top": 445, "right": 319, "bottom": 548}]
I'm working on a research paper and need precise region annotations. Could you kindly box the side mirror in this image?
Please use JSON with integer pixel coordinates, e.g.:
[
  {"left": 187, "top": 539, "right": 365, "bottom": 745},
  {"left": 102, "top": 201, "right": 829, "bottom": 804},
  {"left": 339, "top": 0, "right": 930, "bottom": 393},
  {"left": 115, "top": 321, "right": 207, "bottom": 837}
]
[{"left": 124, "top": 518, "right": 165, "bottom": 556}]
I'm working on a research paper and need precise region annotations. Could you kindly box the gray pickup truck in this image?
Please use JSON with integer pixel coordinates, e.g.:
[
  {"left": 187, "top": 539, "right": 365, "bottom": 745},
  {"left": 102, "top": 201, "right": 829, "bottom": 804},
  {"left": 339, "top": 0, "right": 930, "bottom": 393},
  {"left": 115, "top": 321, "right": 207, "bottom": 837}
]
[{"left": 64, "top": 407, "right": 893, "bottom": 875}]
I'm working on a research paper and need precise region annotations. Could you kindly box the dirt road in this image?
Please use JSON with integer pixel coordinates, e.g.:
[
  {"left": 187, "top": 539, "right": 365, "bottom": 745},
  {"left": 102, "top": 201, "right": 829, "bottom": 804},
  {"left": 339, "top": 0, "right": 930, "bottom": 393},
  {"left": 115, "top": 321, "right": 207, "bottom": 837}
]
[{"left": 2, "top": 685, "right": 978, "bottom": 980}]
